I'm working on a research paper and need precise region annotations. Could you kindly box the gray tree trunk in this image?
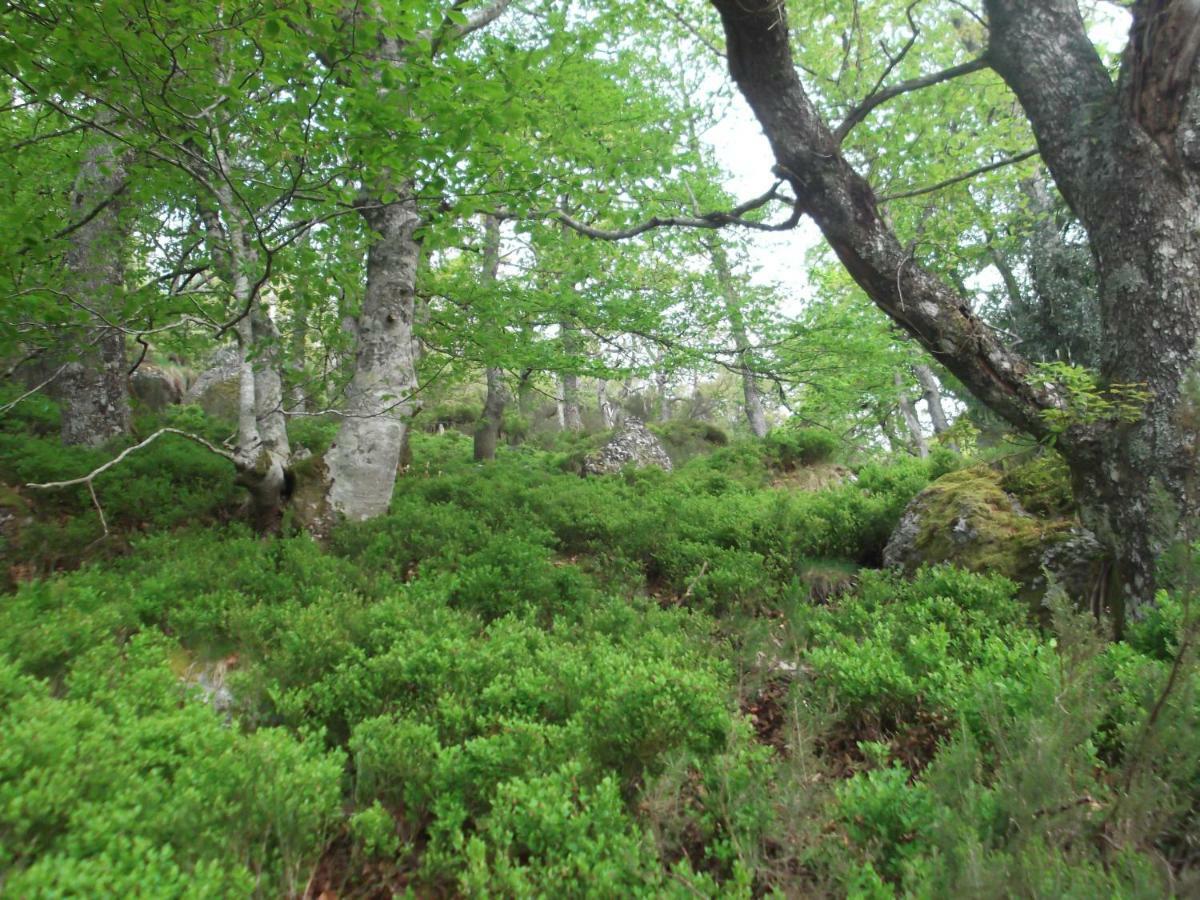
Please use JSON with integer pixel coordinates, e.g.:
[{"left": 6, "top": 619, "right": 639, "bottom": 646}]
[
  {"left": 711, "top": 0, "right": 1200, "bottom": 621},
  {"left": 559, "top": 320, "right": 584, "bottom": 432},
  {"left": 597, "top": 380, "right": 616, "bottom": 428},
  {"left": 475, "top": 367, "right": 507, "bottom": 461},
  {"left": 913, "top": 364, "right": 951, "bottom": 435},
  {"left": 474, "top": 215, "right": 506, "bottom": 461},
  {"left": 895, "top": 371, "right": 929, "bottom": 458},
  {"left": 707, "top": 237, "right": 768, "bottom": 438},
  {"left": 320, "top": 190, "right": 421, "bottom": 523},
  {"left": 58, "top": 140, "right": 131, "bottom": 446}
]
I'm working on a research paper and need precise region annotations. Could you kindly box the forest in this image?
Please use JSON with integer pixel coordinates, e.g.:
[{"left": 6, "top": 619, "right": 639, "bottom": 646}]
[{"left": 2, "top": 0, "right": 1200, "bottom": 896}]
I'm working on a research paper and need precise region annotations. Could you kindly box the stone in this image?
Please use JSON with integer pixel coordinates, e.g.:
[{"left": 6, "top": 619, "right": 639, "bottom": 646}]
[
  {"left": 582, "top": 417, "right": 673, "bottom": 475},
  {"left": 883, "top": 466, "right": 1102, "bottom": 606},
  {"left": 129, "top": 363, "right": 186, "bottom": 411},
  {"left": 183, "top": 346, "right": 241, "bottom": 422}
]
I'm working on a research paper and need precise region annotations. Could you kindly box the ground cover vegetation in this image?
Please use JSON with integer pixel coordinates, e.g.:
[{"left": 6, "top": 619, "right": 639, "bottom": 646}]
[
  {"left": 5, "top": 0, "right": 1200, "bottom": 896},
  {"left": 2, "top": 395, "right": 1200, "bottom": 896}
]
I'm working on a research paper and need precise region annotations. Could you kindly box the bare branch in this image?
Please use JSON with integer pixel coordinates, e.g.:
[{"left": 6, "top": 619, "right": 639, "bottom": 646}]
[
  {"left": 878, "top": 147, "right": 1039, "bottom": 201},
  {"left": 26, "top": 428, "right": 238, "bottom": 492},
  {"left": 528, "top": 183, "right": 800, "bottom": 241},
  {"left": 834, "top": 57, "right": 989, "bottom": 143}
]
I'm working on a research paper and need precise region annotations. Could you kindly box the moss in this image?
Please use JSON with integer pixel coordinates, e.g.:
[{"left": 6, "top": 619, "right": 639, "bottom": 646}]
[
  {"left": 909, "top": 467, "right": 1073, "bottom": 595},
  {"left": 999, "top": 453, "right": 1075, "bottom": 517},
  {"left": 194, "top": 377, "right": 240, "bottom": 423},
  {"left": 286, "top": 453, "right": 335, "bottom": 539}
]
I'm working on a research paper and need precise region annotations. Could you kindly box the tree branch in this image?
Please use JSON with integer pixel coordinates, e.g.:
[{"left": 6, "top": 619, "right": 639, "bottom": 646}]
[
  {"left": 834, "top": 57, "right": 989, "bottom": 144},
  {"left": 878, "top": 147, "right": 1039, "bottom": 201},
  {"left": 711, "top": 0, "right": 1063, "bottom": 440},
  {"left": 25, "top": 428, "right": 237, "bottom": 492},
  {"left": 508, "top": 182, "right": 801, "bottom": 240}
]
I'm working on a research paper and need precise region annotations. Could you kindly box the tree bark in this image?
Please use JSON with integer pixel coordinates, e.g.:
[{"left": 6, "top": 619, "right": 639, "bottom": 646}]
[
  {"left": 475, "top": 367, "right": 507, "bottom": 461},
  {"left": 895, "top": 370, "right": 929, "bottom": 458},
  {"left": 711, "top": 0, "right": 1200, "bottom": 619},
  {"left": 58, "top": 140, "right": 131, "bottom": 446},
  {"left": 558, "top": 320, "right": 584, "bottom": 432},
  {"left": 914, "top": 364, "right": 951, "bottom": 436},
  {"left": 597, "top": 380, "right": 616, "bottom": 428},
  {"left": 474, "top": 215, "right": 506, "bottom": 461},
  {"left": 707, "top": 237, "right": 768, "bottom": 437},
  {"left": 198, "top": 186, "right": 291, "bottom": 531},
  {"left": 321, "top": 189, "right": 421, "bottom": 522}
]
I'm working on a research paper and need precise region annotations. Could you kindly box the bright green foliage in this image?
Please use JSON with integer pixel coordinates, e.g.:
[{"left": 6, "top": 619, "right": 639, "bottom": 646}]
[
  {"left": 2, "top": 418, "right": 1200, "bottom": 895},
  {"left": 0, "top": 640, "right": 343, "bottom": 897}
]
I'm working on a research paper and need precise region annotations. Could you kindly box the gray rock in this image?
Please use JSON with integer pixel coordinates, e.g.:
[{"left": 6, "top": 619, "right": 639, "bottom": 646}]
[
  {"left": 130, "top": 363, "right": 185, "bottom": 411},
  {"left": 183, "top": 346, "right": 241, "bottom": 421},
  {"left": 582, "top": 418, "right": 673, "bottom": 475}
]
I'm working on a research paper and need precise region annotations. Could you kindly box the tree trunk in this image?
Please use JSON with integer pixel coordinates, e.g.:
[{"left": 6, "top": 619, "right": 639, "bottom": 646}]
[
  {"left": 474, "top": 215, "right": 506, "bottom": 461},
  {"left": 597, "top": 380, "right": 616, "bottom": 428},
  {"left": 707, "top": 237, "right": 768, "bottom": 437},
  {"left": 711, "top": 0, "right": 1200, "bottom": 619},
  {"left": 559, "top": 320, "right": 584, "bottom": 432},
  {"left": 914, "top": 364, "right": 951, "bottom": 436},
  {"left": 319, "top": 189, "right": 421, "bottom": 523},
  {"left": 895, "top": 371, "right": 929, "bottom": 458},
  {"left": 58, "top": 140, "right": 131, "bottom": 446},
  {"left": 475, "top": 367, "right": 507, "bottom": 461},
  {"left": 198, "top": 184, "right": 291, "bottom": 531},
  {"left": 287, "top": 291, "right": 309, "bottom": 413}
]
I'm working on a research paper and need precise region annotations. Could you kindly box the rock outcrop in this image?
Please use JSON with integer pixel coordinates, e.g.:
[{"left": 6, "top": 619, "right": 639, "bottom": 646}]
[
  {"left": 582, "top": 418, "right": 673, "bottom": 475},
  {"left": 130, "top": 363, "right": 186, "bottom": 411},
  {"left": 182, "top": 347, "right": 241, "bottom": 421},
  {"left": 883, "top": 466, "right": 1103, "bottom": 605}
]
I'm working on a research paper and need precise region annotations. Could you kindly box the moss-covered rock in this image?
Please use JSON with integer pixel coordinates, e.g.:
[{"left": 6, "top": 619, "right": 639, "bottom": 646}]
[{"left": 882, "top": 466, "right": 1099, "bottom": 604}]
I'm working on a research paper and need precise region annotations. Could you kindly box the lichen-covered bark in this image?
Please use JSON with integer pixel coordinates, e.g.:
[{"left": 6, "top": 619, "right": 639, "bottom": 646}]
[
  {"left": 711, "top": 0, "right": 1200, "bottom": 618},
  {"left": 322, "top": 190, "right": 421, "bottom": 522},
  {"left": 58, "top": 140, "right": 131, "bottom": 446},
  {"left": 985, "top": 0, "right": 1200, "bottom": 623}
]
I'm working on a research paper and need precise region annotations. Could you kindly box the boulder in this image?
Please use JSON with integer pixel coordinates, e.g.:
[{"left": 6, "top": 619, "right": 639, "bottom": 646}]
[
  {"left": 130, "top": 363, "right": 186, "bottom": 411},
  {"left": 582, "top": 418, "right": 673, "bottom": 475},
  {"left": 883, "top": 466, "right": 1102, "bottom": 604},
  {"left": 183, "top": 346, "right": 241, "bottom": 421}
]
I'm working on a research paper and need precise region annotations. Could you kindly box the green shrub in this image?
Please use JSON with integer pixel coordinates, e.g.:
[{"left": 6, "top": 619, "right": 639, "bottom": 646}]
[{"left": 764, "top": 426, "right": 839, "bottom": 470}]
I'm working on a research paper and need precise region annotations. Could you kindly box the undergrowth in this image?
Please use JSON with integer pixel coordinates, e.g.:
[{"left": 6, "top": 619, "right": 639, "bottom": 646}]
[{"left": 1, "top": 401, "right": 1198, "bottom": 896}]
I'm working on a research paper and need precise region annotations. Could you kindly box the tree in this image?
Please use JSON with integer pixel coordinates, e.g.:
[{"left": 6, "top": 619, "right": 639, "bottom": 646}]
[{"left": 709, "top": 0, "right": 1200, "bottom": 625}]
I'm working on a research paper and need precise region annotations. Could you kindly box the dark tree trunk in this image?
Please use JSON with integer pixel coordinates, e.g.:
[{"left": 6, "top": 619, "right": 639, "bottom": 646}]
[
  {"left": 711, "top": 0, "right": 1200, "bottom": 620},
  {"left": 58, "top": 140, "right": 131, "bottom": 446}
]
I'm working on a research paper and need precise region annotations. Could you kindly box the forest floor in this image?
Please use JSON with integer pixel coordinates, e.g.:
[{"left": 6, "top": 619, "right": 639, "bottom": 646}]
[{"left": 1, "top": 404, "right": 1197, "bottom": 897}]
